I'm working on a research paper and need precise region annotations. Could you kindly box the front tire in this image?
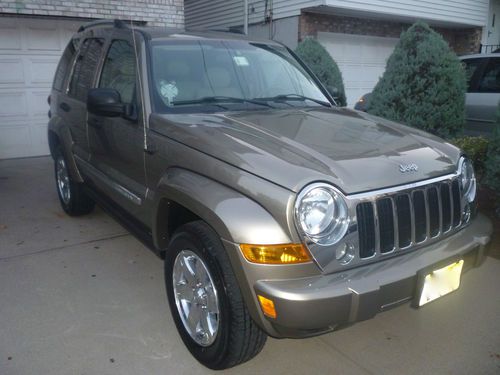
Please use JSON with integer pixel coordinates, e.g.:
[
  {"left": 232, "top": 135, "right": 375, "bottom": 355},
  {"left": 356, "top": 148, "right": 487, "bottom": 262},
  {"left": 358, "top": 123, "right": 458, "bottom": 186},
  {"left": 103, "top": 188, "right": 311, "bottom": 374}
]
[
  {"left": 54, "top": 147, "right": 94, "bottom": 216},
  {"left": 165, "top": 221, "right": 267, "bottom": 370}
]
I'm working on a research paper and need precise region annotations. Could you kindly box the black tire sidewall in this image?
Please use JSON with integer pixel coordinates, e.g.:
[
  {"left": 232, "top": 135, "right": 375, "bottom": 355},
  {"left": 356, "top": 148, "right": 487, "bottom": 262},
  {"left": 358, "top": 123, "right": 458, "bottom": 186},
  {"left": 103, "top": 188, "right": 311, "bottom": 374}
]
[{"left": 164, "top": 228, "right": 232, "bottom": 369}]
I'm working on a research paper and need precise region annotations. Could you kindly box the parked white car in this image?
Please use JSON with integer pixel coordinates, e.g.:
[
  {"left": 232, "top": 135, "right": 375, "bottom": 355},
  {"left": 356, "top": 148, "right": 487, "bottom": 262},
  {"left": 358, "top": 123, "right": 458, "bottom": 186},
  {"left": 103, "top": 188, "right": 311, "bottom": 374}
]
[{"left": 461, "top": 53, "right": 500, "bottom": 137}]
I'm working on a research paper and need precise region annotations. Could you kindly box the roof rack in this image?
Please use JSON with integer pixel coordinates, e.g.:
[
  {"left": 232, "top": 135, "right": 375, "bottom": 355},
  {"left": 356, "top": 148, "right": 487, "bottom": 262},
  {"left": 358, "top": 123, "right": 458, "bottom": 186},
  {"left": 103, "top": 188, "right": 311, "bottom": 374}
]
[{"left": 77, "top": 19, "right": 126, "bottom": 32}]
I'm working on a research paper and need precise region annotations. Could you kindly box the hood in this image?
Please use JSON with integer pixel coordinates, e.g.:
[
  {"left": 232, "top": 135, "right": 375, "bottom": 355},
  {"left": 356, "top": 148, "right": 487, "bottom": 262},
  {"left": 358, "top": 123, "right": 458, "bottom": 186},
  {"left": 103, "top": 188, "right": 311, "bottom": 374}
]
[{"left": 150, "top": 107, "right": 461, "bottom": 194}]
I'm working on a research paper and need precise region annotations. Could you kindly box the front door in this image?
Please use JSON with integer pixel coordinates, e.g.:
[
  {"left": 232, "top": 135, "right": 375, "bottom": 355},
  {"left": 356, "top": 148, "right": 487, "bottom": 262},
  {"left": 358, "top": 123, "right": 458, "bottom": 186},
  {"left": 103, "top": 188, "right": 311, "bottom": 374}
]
[
  {"left": 87, "top": 31, "right": 147, "bottom": 219},
  {"left": 63, "top": 37, "right": 105, "bottom": 161}
]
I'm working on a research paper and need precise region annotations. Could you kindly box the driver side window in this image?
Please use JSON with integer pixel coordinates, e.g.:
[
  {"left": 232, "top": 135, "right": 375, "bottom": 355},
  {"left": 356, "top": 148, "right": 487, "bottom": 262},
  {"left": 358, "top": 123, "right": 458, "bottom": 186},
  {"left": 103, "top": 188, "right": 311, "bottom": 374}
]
[{"left": 99, "top": 40, "right": 137, "bottom": 104}]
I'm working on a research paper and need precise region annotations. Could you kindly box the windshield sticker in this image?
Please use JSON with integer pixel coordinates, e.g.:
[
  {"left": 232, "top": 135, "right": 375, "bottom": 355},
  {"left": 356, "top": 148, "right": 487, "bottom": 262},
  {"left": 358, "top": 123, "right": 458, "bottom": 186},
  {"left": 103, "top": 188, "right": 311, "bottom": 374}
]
[
  {"left": 159, "top": 79, "right": 178, "bottom": 105},
  {"left": 233, "top": 56, "right": 249, "bottom": 66}
]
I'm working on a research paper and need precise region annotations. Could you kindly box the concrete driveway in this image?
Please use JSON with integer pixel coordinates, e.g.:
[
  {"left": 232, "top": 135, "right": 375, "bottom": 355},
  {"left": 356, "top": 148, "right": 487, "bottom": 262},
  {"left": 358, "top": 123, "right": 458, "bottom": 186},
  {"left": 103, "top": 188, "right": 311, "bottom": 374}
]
[{"left": 1, "top": 156, "right": 499, "bottom": 375}]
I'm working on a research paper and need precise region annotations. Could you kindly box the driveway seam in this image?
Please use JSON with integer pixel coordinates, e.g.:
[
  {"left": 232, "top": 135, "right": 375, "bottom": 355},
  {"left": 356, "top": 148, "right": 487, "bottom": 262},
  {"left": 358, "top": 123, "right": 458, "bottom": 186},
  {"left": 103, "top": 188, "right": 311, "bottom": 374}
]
[
  {"left": 0, "top": 232, "right": 130, "bottom": 262},
  {"left": 318, "top": 336, "right": 376, "bottom": 375}
]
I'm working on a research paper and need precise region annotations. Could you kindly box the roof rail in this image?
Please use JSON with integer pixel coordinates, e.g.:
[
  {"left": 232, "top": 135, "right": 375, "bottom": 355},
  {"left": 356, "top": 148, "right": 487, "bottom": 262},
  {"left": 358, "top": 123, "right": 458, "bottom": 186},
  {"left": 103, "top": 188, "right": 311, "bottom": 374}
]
[{"left": 77, "top": 19, "right": 126, "bottom": 32}]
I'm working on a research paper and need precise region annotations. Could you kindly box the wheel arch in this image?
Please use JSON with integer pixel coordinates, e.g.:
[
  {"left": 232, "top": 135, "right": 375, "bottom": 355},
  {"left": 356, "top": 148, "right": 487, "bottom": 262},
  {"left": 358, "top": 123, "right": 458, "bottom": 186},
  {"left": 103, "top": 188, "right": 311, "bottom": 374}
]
[{"left": 151, "top": 168, "right": 292, "bottom": 252}]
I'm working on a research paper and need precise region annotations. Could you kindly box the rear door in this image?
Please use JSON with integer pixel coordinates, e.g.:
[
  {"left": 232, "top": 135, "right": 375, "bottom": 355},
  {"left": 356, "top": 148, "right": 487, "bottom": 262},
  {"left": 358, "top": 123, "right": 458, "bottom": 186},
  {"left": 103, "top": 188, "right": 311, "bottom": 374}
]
[
  {"left": 464, "top": 57, "right": 500, "bottom": 137},
  {"left": 87, "top": 29, "right": 147, "bottom": 219},
  {"left": 61, "top": 37, "right": 105, "bottom": 160}
]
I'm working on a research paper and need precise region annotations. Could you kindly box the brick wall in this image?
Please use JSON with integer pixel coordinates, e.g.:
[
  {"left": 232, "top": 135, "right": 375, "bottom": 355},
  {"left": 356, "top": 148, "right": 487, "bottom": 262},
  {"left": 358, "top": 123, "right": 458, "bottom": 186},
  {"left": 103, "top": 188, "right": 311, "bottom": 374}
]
[
  {"left": 0, "top": 0, "right": 184, "bottom": 27},
  {"left": 299, "top": 12, "right": 482, "bottom": 55}
]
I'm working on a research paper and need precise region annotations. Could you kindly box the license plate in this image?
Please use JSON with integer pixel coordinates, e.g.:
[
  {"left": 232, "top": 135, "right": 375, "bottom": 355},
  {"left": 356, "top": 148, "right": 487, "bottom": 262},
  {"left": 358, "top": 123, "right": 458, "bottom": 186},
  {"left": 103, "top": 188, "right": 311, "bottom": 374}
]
[{"left": 417, "top": 260, "right": 464, "bottom": 307}]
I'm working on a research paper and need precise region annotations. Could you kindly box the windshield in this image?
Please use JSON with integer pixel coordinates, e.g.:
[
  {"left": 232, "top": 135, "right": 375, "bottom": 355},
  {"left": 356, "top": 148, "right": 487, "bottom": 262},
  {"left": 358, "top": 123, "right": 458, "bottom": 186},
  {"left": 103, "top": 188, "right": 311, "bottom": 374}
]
[{"left": 150, "top": 39, "right": 332, "bottom": 113}]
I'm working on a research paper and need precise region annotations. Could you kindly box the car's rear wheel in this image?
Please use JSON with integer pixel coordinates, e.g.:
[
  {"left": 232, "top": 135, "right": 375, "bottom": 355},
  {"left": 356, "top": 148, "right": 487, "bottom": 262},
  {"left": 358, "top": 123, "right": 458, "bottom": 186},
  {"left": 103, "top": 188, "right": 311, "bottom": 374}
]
[
  {"left": 165, "top": 221, "right": 267, "bottom": 370},
  {"left": 54, "top": 147, "right": 95, "bottom": 216}
]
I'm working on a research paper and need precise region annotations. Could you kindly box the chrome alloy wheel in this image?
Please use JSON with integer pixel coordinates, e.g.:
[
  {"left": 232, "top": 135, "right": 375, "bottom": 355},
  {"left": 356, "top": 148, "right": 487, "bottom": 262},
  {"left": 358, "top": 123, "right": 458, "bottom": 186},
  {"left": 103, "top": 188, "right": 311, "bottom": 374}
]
[
  {"left": 56, "top": 156, "right": 71, "bottom": 205},
  {"left": 173, "top": 250, "right": 220, "bottom": 347}
]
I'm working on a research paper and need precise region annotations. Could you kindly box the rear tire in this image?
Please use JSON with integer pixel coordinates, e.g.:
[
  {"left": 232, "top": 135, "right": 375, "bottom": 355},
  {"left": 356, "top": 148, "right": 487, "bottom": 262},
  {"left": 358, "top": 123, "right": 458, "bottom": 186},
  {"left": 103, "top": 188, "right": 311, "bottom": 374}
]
[
  {"left": 54, "top": 147, "right": 94, "bottom": 216},
  {"left": 165, "top": 221, "right": 267, "bottom": 370}
]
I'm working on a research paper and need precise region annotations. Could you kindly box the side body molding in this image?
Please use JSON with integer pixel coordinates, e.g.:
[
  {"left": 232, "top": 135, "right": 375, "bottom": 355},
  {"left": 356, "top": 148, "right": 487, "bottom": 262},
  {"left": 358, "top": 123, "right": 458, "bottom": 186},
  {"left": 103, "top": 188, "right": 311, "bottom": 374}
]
[{"left": 152, "top": 168, "right": 292, "bottom": 249}]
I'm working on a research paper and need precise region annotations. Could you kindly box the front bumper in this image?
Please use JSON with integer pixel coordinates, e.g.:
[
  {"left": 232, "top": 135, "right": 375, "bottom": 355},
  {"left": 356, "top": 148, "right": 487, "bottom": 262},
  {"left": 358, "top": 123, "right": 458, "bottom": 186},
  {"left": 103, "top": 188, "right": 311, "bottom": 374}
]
[{"left": 227, "top": 214, "right": 492, "bottom": 338}]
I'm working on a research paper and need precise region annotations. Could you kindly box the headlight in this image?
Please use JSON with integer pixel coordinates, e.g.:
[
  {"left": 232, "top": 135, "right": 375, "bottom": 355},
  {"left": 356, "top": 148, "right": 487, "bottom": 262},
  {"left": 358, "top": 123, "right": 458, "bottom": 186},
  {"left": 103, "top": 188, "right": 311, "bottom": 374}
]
[
  {"left": 459, "top": 157, "right": 476, "bottom": 203},
  {"left": 295, "top": 183, "right": 349, "bottom": 246}
]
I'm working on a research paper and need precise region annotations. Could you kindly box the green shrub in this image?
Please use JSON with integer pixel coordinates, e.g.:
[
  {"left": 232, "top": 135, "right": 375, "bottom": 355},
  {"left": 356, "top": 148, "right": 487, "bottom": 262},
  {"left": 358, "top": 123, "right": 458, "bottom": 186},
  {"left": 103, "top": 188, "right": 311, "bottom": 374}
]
[
  {"left": 295, "top": 38, "right": 347, "bottom": 106},
  {"left": 451, "top": 136, "right": 489, "bottom": 178},
  {"left": 368, "top": 21, "right": 466, "bottom": 139},
  {"left": 484, "top": 103, "right": 500, "bottom": 198}
]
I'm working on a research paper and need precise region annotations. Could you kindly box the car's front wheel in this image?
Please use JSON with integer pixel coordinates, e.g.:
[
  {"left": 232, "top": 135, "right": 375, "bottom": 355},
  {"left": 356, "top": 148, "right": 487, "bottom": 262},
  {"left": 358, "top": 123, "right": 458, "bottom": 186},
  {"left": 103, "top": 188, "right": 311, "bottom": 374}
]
[
  {"left": 165, "top": 221, "right": 267, "bottom": 370},
  {"left": 54, "top": 147, "right": 95, "bottom": 216}
]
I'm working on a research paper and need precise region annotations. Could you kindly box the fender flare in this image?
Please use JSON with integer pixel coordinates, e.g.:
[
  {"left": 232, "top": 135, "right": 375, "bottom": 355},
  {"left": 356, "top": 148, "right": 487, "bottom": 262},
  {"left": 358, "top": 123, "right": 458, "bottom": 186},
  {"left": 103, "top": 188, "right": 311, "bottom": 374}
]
[{"left": 151, "top": 168, "right": 292, "bottom": 249}]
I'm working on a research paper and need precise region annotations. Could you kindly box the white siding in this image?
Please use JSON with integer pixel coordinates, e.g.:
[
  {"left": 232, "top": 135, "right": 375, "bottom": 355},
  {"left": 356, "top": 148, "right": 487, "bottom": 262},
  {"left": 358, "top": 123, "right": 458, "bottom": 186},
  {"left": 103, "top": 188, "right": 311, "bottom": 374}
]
[
  {"left": 185, "top": 0, "right": 488, "bottom": 30},
  {"left": 325, "top": 0, "right": 488, "bottom": 27},
  {"left": 185, "top": 0, "right": 322, "bottom": 29}
]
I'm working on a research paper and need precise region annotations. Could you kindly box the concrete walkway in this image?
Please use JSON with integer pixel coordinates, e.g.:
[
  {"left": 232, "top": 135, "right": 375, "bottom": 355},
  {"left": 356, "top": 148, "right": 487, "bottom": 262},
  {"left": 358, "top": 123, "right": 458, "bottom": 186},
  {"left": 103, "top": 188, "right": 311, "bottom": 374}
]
[{"left": 1, "top": 156, "right": 499, "bottom": 375}]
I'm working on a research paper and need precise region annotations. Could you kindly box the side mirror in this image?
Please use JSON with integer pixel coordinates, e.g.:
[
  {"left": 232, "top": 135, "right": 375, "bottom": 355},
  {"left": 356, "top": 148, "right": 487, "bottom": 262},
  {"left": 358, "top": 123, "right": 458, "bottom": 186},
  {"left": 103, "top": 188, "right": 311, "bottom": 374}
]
[{"left": 87, "top": 88, "right": 124, "bottom": 117}]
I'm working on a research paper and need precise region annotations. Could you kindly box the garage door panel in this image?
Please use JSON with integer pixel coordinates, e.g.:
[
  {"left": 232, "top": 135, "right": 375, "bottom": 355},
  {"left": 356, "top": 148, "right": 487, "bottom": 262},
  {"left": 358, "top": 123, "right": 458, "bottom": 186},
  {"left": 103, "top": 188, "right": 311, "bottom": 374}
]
[
  {"left": 29, "top": 91, "right": 51, "bottom": 117},
  {"left": 318, "top": 32, "right": 398, "bottom": 107},
  {"left": 0, "top": 92, "right": 28, "bottom": 117},
  {"left": 28, "top": 58, "right": 59, "bottom": 84},
  {"left": 0, "top": 123, "right": 31, "bottom": 152},
  {"left": 0, "top": 17, "right": 79, "bottom": 159},
  {"left": 26, "top": 25, "right": 61, "bottom": 51},
  {"left": 0, "top": 59, "right": 25, "bottom": 83},
  {"left": 0, "top": 25, "right": 21, "bottom": 50}
]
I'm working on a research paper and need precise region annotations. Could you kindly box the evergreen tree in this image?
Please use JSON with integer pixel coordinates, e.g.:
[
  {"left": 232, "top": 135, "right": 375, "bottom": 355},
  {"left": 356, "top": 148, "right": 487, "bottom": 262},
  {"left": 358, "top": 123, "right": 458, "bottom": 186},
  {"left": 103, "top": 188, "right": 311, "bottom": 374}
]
[
  {"left": 485, "top": 102, "right": 500, "bottom": 207},
  {"left": 368, "top": 21, "right": 466, "bottom": 138},
  {"left": 295, "top": 38, "right": 347, "bottom": 106}
]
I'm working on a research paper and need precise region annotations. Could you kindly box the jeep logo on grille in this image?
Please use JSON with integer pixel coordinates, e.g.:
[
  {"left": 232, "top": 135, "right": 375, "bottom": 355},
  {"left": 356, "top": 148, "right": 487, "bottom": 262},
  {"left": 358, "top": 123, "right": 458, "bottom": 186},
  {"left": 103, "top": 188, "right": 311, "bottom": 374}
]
[{"left": 399, "top": 163, "right": 419, "bottom": 173}]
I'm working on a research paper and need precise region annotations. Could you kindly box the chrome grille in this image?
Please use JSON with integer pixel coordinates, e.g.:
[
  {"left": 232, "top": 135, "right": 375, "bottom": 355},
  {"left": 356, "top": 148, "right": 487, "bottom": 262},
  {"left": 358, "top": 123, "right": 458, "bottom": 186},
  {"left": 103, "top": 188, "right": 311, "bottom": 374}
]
[{"left": 356, "top": 178, "right": 463, "bottom": 259}]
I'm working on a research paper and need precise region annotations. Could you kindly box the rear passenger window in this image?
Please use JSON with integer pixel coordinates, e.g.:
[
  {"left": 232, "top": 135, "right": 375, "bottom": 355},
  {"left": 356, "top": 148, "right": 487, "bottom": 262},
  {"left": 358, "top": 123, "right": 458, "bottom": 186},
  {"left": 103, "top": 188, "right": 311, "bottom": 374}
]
[
  {"left": 478, "top": 58, "right": 500, "bottom": 93},
  {"left": 99, "top": 40, "right": 136, "bottom": 104},
  {"left": 462, "top": 58, "right": 483, "bottom": 92},
  {"left": 68, "top": 38, "right": 105, "bottom": 102},
  {"left": 53, "top": 38, "right": 79, "bottom": 91}
]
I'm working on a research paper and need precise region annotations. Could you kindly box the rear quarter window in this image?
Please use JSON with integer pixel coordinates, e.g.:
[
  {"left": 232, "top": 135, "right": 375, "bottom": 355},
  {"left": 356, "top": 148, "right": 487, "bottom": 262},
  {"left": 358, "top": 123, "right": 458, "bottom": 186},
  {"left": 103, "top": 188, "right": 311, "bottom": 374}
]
[
  {"left": 478, "top": 58, "right": 500, "bottom": 93},
  {"left": 462, "top": 58, "right": 484, "bottom": 92},
  {"left": 68, "top": 38, "right": 105, "bottom": 102},
  {"left": 53, "top": 38, "right": 79, "bottom": 91}
]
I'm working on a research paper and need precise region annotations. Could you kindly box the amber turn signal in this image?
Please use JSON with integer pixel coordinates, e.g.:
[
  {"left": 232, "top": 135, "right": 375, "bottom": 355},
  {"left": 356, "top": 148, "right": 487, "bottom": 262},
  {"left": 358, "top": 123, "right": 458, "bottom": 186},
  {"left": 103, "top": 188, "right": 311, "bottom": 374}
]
[
  {"left": 239, "top": 243, "right": 311, "bottom": 264},
  {"left": 257, "top": 295, "right": 277, "bottom": 319}
]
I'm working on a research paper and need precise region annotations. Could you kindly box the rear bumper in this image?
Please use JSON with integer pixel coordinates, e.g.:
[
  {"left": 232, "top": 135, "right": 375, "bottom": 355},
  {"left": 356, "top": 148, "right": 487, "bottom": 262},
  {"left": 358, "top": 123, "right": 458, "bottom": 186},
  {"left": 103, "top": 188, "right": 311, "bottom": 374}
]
[{"left": 233, "top": 214, "right": 492, "bottom": 338}]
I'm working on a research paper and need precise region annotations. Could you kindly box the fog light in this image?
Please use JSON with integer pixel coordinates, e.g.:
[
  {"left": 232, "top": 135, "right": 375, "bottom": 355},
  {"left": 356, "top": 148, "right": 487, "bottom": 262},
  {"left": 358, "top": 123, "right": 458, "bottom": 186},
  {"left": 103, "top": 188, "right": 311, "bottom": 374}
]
[
  {"left": 257, "top": 295, "right": 277, "bottom": 318},
  {"left": 240, "top": 243, "right": 311, "bottom": 264},
  {"left": 337, "top": 243, "right": 355, "bottom": 265}
]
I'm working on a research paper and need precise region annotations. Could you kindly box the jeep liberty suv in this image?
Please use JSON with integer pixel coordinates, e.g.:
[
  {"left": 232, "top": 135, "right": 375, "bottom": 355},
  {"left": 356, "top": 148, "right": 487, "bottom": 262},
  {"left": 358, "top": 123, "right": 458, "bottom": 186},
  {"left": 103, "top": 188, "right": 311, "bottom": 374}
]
[{"left": 48, "top": 20, "right": 492, "bottom": 369}]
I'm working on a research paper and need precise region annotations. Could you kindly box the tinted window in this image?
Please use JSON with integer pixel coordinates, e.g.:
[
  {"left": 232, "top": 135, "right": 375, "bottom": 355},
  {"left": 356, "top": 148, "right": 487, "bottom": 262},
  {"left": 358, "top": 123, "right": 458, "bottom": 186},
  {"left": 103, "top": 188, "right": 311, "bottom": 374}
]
[
  {"left": 53, "top": 38, "right": 79, "bottom": 91},
  {"left": 99, "top": 40, "right": 136, "bottom": 104},
  {"left": 462, "top": 58, "right": 484, "bottom": 92},
  {"left": 478, "top": 58, "right": 500, "bottom": 93},
  {"left": 68, "top": 38, "right": 104, "bottom": 101}
]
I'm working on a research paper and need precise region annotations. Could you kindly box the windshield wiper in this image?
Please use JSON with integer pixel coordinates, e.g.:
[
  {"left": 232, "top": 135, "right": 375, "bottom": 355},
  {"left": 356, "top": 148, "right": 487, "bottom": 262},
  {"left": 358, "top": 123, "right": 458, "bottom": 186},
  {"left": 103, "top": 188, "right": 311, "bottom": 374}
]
[
  {"left": 254, "top": 94, "right": 332, "bottom": 108},
  {"left": 172, "top": 96, "right": 274, "bottom": 108}
]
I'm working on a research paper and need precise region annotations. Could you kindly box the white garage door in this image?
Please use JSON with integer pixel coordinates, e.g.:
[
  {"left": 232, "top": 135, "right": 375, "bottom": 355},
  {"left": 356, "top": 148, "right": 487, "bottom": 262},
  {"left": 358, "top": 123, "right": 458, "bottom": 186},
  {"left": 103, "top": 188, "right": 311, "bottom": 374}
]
[
  {"left": 318, "top": 32, "right": 398, "bottom": 107},
  {"left": 0, "top": 17, "right": 80, "bottom": 159}
]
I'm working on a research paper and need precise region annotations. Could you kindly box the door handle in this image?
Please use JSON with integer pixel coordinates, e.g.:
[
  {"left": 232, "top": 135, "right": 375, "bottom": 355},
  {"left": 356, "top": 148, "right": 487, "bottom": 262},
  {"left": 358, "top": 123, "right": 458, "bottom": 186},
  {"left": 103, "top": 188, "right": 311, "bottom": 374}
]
[{"left": 59, "top": 102, "right": 71, "bottom": 112}]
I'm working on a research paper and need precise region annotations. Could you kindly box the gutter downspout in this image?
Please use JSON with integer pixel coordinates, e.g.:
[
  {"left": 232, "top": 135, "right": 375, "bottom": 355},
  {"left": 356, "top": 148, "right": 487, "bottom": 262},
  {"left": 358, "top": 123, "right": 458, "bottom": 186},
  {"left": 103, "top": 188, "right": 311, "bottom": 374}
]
[{"left": 244, "top": 0, "right": 248, "bottom": 35}]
